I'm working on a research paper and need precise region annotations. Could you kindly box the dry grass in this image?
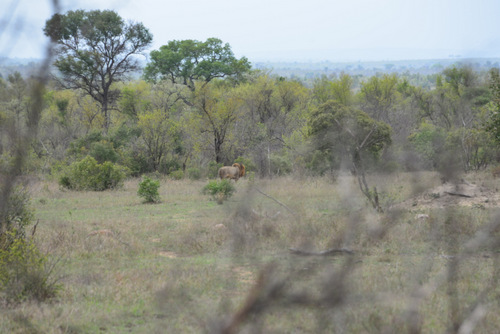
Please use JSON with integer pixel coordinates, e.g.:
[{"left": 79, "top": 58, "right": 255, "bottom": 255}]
[{"left": 2, "top": 172, "right": 500, "bottom": 333}]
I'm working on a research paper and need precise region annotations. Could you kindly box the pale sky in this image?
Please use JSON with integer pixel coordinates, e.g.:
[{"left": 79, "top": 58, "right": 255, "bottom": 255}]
[{"left": 1, "top": 0, "right": 500, "bottom": 62}]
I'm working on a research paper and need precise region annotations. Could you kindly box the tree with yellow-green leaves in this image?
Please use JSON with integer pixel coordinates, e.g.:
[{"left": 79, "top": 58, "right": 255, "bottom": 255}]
[
  {"left": 192, "top": 81, "right": 244, "bottom": 164},
  {"left": 137, "top": 109, "right": 181, "bottom": 172}
]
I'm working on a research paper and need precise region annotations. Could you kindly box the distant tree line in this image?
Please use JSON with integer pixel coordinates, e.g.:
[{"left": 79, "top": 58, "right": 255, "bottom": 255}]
[{"left": 1, "top": 9, "right": 499, "bottom": 185}]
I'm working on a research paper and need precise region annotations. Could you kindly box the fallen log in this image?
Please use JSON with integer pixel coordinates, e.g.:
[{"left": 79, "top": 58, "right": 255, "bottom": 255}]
[
  {"left": 444, "top": 191, "right": 473, "bottom": 198},
  {"left": 289, "top": 247, "right": 354, "bottom": 256}
]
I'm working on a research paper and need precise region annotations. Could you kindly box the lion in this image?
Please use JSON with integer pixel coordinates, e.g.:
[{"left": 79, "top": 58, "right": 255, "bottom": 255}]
[{"left": 218, "top": 163, "right": 246, "bottom": 181}]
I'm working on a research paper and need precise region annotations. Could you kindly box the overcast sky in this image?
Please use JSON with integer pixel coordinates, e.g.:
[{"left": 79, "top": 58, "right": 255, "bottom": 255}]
[{"left": 1, "top": 0, "right": 500, "bottom": 62}]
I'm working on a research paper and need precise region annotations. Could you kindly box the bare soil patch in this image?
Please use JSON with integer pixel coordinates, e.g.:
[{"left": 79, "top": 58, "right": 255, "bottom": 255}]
[{"left": 397, "top": 181, "right": 500, "bottom": 209}]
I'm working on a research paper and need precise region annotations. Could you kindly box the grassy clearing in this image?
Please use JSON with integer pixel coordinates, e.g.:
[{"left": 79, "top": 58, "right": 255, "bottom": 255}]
[{"left": 2, "top": 172, "right": 500, "bottom": 333}]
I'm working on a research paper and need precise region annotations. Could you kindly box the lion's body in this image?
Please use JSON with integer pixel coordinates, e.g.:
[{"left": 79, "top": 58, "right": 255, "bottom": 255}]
[{"left": 218, "top": 163, "right": 246, "bottom": 181}]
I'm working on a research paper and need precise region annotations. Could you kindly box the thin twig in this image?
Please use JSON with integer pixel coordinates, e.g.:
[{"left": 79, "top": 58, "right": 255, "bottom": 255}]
[{"left": 254, "top": 187, "right": 297, "bottom": 216}]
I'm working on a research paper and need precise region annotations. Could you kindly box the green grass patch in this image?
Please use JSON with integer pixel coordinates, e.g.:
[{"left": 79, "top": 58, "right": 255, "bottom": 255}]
[{"left": 3, "top": 173, "right": 500, "bottom": 332}]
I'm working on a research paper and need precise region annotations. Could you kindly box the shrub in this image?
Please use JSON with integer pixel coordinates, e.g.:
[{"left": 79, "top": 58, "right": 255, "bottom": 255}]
[
  {"left": 187, "top": 167, "right": 201, "bottom": 180},
  {"left": 137, "top": 176, "right": 161, "bottom": 203},
  {"left": 270, "top": 155, "right": 292, "bottom": 176},
  {"left": 0, "top": 233, "right": 60, "bottom": 303},
  {"left": 170, "top": 170, "right": 184, "bottom": 180},
  {"left": 159, "top": 159, "right": 181, "bottom": 175},
  {"left": 0, "top": 187, "right": 60, "bottom": 304},
  {"left": 0, "top": 187, "right": 34, "bottom": 250},
  {"left": 207, "top": 161, "right": 223, "bottom": 179},
  {"left": 59, "top": 156, "right": 127, "bottom": 191},
  {"left": 202, "top": 179, "right": 235, "bottom": 204},
  {"left": 89, "top": 140, "right": 118, "bottom": 163}
]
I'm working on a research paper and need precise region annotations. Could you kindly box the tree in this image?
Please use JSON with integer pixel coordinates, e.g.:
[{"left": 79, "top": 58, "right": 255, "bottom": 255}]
[
  {"left": 137, "top": 110, "right": 180, "bottom": 171},
  {"left": 144, "top": 38, "right": 251, "bottom": 91},
  {"left": 44, "top": 9, "right": 153, "bottom": 133},
  {"left": 312, "top": 73, "right": 353, "bottom": 105},
  {"left": 192, "top": 81, "right": 243, "bottom": 163},
  {"left": 358, "top": 74, "right": 398, "bottom": 122},
  {"left": 309, "top": 100, "right": 392, "bottom": 211},
  {"left": 238, "top": 75, "right": 309, "bottom": 176},
  {"left": 486, "top": 68, "right": 500, "bottom": 144}
]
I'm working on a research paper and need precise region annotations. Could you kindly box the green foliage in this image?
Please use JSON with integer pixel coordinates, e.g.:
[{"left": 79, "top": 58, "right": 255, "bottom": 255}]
[
  {"left": 408, "top": 122, "right": 446, "bottom": 169},
  {"left": 446, "top": 127, "right": 495, "bottom": 171},
  {"left": 202, "top": 179, "right": 235, "bottom": 204},
  {"left": 0, "top": 188, "right": 59, "bottom": 304},
  {"left": 0, "top": 187, "right": 34, "bottom": 245},
  {"left": 187, "top": 167, "right": 201, "bottom": 180},
  {"left": 169, "top": 170, "right": 184, "bottom": 180},
  {"left": 137, "top": 175, "right": 161, "bottom": 203},
  {"left": 44, "top": 9, "right": 153, "bottom": 131},
  {"left": 359, "top": 74, "right": 399, "bottom": 119},
  {"left": 67, "top": 126, "right": 141, "bottom": 169},
  {"left": 270, "top": 154, "right": 292, "bottom": 176},
  {"left": 0, "top": 233, "right": 60, "bottom": 303},
  {"left": 312, "top": 74, "right": 353, "bottom": 105},
  {"left": 68, "top": 130, "right": 103, "bottom": 157},
  {"left": 59, "top": 156, "right": 127, "bottom": 191},
  {"left": 160, "top": 159, "right": 182, "bottom": 175},
  {"left": 308, "top": 100, "right": 392, "bottom": 167},
  {"left": 306, "top": 150, "right": 338, "bottom": 176},
  {"left": 486, "top": 68, "right": 500, "bottom": 144},
  {"left": 144, "top": 38, "right": 251, "bottom": 90},
  {"left": 207, "top": 161, "right": 224, "bottom": 179},
  {"left": 137, "top": 109, "right": 180, "bottom": 171},
  {"left": 89, "top": 140, "right": 118, "bottom": 163}
]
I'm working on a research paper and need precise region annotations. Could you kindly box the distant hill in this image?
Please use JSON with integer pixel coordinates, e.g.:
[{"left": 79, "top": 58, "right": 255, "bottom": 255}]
[
  {"left": 2, "top": 57, "right": 500, "bottom": 82},
  {"left": 0, "top": 57, "right": 45, "bottom": 78},
  {"left": 254, "top": 58, "right": 500, "bottom": 79}
]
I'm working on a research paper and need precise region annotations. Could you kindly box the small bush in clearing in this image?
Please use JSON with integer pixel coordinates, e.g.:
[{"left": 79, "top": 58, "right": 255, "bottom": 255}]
[
  {"left": 202, "top": 179, "right": 235, "bottom": 204},
  {"left": 137, "top": 176, "right": 161, "bottom": 203}
]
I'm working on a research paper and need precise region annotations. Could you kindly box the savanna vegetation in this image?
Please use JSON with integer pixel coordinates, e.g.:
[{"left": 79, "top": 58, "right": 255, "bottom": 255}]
[{"left": 2, "top": 7, "right": 500, "bottom": 333}]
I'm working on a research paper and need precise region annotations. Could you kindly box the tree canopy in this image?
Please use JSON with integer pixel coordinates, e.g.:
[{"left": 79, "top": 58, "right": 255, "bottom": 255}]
[
  {"left": 144, "top": 38, "right": 251, "bottom": 91},
  {"left": 44, "top": 9, "right": 153, "bottom": 132}
]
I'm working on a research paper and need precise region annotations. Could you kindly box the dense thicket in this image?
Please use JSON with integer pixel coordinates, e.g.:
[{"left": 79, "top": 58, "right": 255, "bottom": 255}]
[
  {"left": 1, "top": 60, "right": 498, "bottom": 181},
  {"left": 1, "top": 11, "right": 499, "bottom": 181}
]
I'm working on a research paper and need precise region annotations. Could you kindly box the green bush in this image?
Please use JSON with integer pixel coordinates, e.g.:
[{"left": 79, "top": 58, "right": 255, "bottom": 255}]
[
  {"left": 0, "top": 187, "right": 34, "bottom": 243},
  {"left": 59, "top": 156, "right": 128, "bottom": 191},
  {"left": 270, "top": 154, "right": 292, "bottom": 176},
  {"left": 0, "top": 233, "right": 60, "bottom": 303},
  {"left": 0, "top": 187, "right": 60, "bottom": 304},
  {"left": 207, "top": 161, "right": 223, "bottom": 179},
  {"left": 170, "top": 170, "right": 184, "bottom": 180},
  {"left": 160, "top": 159, "right": 181, "bottom": 175},
  {"left": 89, "top": 140, "right": 118, "bottom": 163},
  {"left": 202, "top": 179, "right": 235, "bottom": 204},
  {"left": 187, "top": 167, "right": 201, "bottom": 180},
  {"left": 137, "top": 176, "right": 161, "bottom": 203}
]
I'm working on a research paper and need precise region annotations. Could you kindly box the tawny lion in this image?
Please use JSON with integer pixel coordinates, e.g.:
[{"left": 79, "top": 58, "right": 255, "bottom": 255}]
[{"left": 218, "top": 163, "right": 246, "bottom": 181}]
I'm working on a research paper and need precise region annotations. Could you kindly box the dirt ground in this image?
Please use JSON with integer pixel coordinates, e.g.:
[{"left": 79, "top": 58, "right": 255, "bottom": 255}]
[{"left": 399, "top": 180, "right": 500, "bottom": 209}]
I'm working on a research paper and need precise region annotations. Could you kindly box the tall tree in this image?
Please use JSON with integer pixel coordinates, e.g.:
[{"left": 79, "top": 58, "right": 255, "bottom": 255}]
[
  {"left": 192, "top": 81, "right": 243, "bottom": 163},
  {"left": 238, "top": 75, "right": 308, "bottom": 176},
  {"left": 144, "top": 38, "right": 251, "bottom": 92},
  {"left": 44, "top": 9, "right": 153, "bottom": 133},
  {"left": 359, "top": 74, "right": 398, "bottom": 122},
  {"left": 309, "top": 100, "right": 392, "bottom": 211},
  {"left": 312, "top": 73, "right": 353, "bottom": 105}
]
